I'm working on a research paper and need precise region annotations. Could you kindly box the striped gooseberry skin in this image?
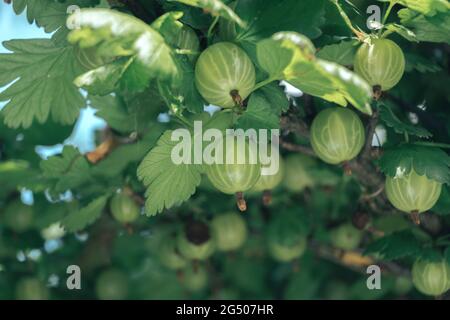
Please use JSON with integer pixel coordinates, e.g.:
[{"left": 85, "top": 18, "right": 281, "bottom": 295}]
[
  {"left": 385, "top": 168, "right": 442, "bottom": 214},
  {"left": 412, "top": 259, "right": 450, "bottom": 296},
  {"left": 354, "top": 38, "right": 405, "bottom": 91},
  {"left": 206, "top": 135, "right": 261, "bottom": 194},
  {"left": 310, "top": 107, "right": 365, "bottom": 165},
  {"left": 195, "top": 42, "right": 256, "bottom": 108},
  {"left": 211, "top": 212, "right": 247, "bottom": 251}
]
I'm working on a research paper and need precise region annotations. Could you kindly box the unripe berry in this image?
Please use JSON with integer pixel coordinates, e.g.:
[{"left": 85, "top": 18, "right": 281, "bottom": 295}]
[
  {"left": 412, "top": 259, "right": 450, "bottom": 297},
  {"left": 354, "top": 38, "right": 405, "bottom": 91},
  {"left": 195, "top": 42, "right": 256, "bottom": 108},
  {"left": 385, "top": 168, "right": 442, "bottom": 214},
  {"left": 211, "top": 212, "right": 247, "bottom": 251},
  {"left": 310, "top": 108, "right": 365, "bottom": 165},
  {"left": 110, "top": 192, "right": 140, "bottom": 224}
]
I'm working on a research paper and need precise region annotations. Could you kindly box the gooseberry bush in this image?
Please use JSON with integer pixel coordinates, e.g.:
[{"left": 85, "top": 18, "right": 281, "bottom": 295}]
[{"left": 0, "top": 0, "right": 449, "bottom": 300}]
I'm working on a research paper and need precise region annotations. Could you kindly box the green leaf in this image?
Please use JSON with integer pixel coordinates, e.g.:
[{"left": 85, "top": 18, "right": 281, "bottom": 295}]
[
  {"left": 234, "top": 0, "right": 325, "bottom": 42},
  {"left": 74, "top": 58, "right": 129, "bottom": 95},
  {"left": 0, "top": 39, "right": 86, "bottom": 128},
  {"left": 378, "top": 144, "right": 450, "bottom": 184},
  {"left": 158, "top": 56, "right": 204, "bottom": 114},
  {"left": 405, "top": 52, "right": 442, "bottom": 73},
  {"left": 380, "top": 0, "right": 450, "bottom": 16},
  {"left": 67, "top": 8, "right": 179, "bottom": 93},
  {"left": 151, "top": 11, "right": 185, "bottom": 47},
  {"left": 364, "top": 230, "right": 423, "bottom": 260},
  {"left": 168, "top": 0, "right": 245, "bottom": 28},
  {"left": 316, "top": 40, "right": 358, "bottom": 65},
  {"left": 383, "top": 23, "right": 418, "bottom": 42},
  {"left": 256, "top": 32, "right": 372, "bottom": 115},
  {"left": 40, "top": 145, "right": 92, "bottom": 194},
  {"left": 433, "top": 184, "right": 450, "bottom": 215},
  {"left": 89, "top": 90, "right": 165, "bottom": 134},
  {"left": 12, "top": 0, "right": 73, "bottom": 44},
  {"left": 137, "top": 130, "right": 203, "bottom": 215},
  {"left": 11, "top": 0, "right": 101, "bottom": 44},
  {"left": 398, "top": 8, "right": 450, "bottom": 43},
  {"left": 62, "top": 195, "right": 109, "bottom": 232},
  {"left": 236, "top": 91, "right": 280, "bottom": 131},
  {"left": 92, "top": 125, "right": 166, "bottom": 178},
  {"left": 378, "top": 103, "right": 432, "bottom": 138},
  {"left": 201, "top": 110, "right": 235, "bottom": 132},
  {"left": 259, "top": 82, "right": 290, "bottom": 113},
  {"left": 89, "top": 94, "right": 132, "bottom": 133}
]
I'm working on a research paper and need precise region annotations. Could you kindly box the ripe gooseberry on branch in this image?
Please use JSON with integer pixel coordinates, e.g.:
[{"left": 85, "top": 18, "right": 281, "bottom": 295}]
[
  {"left": 250, "top": 158, "right": 284, "bottom": 192},
  {"left": 283, "top": 154, "right": 316, "bottom": 192},
  {"left": 329, "top": 223, "right": 363, "bottom": 251},
  {"left": 211, "top": 212, "right": 247, "bottom": 251},
  {"left": 267, "top": 214, "right": 307, "bottom": 262},
  {"left": 412, "top": 259, "right": 450, "bottom": 297},
  {"left": 354, "top": 38, "right": 405, "bottom": 92},
  {"left": 195, "top": 42, "right": 256, "bottom": 108},
  {"left": 310, "top": 107, "right": 365, "bottom": 166},
  {"left": 110, "top": 192, "right": 140, "bottom": 224},
  {"left": 385, "top": 168, "right": 442, "bottom": 223},
  {"left": 177, "top": 221, "right": 215, "bottom": 261},
  {"left": 250, "top": 147, "right": 284, "bottom": 205},
  {"left": 206, "top": 134, "right": 261, "bottom": 211}
]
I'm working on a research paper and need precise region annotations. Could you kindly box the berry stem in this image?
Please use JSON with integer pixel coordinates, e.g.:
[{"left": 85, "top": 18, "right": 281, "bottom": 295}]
[
  {"left": 342, "top": 162, "right": 352, "bottom": 176},
  {"left": 410, "top": 210, "right": 420, "bottom": 225},
  {"left": 125, "top": 223, "right": 134, "bottom": 235},
  {"left": 372, "top": 85, "right": 382, "bottom": 100},
  {"left": 262, "top": 190, "right": 272, "bottom": 206},
  {"left": 331, "top": 0, "right": 365, "bottom": 41},
  {"left": 381, "top": 1, "right": 396, "bottom": 26},
  {"left": 235, "top": 192, "right": 247, "bottom": 211},
  {"left": 207, "top": 16, "right": 220, "bottom": 42},
  {"left": 253, "top": 77, "right": 276, "bottom": 92},
  {"left": 230, "top": 89, "right": 243, "bottom": 107}
]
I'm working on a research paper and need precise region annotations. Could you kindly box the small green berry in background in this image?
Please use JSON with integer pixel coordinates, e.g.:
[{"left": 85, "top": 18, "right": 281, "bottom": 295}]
[{"left": 0, "top": 0, "right": 449, "bottom": 300}]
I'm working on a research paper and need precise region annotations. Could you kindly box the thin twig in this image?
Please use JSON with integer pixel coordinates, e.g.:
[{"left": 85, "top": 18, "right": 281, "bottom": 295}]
[
  {"left": 280, "top": 139, "right": 317, "bottom": 157},
  {"left": 362, "top": 109, "right": 380, "bottom": 160},
  {"left": 280, "top": 115, "right": 310, "bottom": 138}
]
